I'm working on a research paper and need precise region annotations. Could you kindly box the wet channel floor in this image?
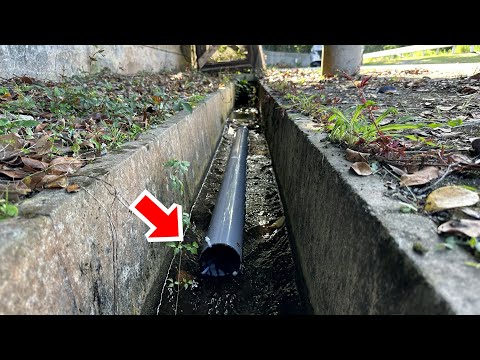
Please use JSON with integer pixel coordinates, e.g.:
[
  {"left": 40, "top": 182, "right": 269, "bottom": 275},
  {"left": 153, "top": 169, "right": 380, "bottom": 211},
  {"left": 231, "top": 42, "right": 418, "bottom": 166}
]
[{"left": 157, "top": 107, "right": 308, "bottom": 315}]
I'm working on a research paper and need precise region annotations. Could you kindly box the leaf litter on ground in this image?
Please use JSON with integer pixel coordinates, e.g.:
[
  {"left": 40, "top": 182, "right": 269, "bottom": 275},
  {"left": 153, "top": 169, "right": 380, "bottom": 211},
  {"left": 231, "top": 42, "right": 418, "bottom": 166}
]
[{"left": 0, "top": 69, "right": 224, "bottom": 205}]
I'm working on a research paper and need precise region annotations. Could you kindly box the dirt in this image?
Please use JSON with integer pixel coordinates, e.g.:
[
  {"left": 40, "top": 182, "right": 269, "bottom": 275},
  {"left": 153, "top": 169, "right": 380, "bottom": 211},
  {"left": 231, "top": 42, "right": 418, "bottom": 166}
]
[{"left": 156, "top": 107, "right": 308, "bottom": 315}]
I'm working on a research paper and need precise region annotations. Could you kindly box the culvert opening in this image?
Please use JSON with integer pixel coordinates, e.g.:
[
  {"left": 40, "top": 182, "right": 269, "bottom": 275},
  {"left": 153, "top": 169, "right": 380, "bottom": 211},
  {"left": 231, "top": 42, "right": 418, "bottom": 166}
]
[{"left": 151, "top": 79, "right": 310, "bottom": 315}]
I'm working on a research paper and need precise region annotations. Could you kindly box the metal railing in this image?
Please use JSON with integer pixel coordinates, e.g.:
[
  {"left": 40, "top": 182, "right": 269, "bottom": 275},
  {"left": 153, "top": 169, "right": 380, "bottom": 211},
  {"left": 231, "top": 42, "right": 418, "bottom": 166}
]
[{"left": 363, "top": 45, "right": 455, "bottom": 59}]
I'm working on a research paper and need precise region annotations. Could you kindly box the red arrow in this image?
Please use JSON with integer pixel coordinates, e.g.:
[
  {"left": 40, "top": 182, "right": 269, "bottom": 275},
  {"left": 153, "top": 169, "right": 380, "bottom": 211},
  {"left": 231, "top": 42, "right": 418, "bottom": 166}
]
[{"left": 129, "top": 190, "right": 183, "bottom": 242}]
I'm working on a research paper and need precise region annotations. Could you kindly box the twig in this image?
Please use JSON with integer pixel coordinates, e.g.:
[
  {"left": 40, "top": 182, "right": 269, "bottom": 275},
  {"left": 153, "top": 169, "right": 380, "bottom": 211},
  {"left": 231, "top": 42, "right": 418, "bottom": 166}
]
[
  {"left": 174, "top": 249, "right": 183, "bottom": 316},
  {"left": 156, "top": 252, "right": 177, "bottom": 315}
]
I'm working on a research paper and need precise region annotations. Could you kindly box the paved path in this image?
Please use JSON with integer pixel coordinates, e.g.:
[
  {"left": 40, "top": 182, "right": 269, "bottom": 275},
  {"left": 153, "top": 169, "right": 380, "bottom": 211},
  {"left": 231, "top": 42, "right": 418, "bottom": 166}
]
[{"left": 361, "top": 63, "right": 480, "bottom": 78}]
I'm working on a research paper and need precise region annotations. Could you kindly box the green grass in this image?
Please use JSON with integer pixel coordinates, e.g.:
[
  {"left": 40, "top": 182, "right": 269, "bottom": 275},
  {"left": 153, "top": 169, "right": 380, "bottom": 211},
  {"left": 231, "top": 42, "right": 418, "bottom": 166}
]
[{"left": 364, "top": 49, "right": 480, "bottom": 66}]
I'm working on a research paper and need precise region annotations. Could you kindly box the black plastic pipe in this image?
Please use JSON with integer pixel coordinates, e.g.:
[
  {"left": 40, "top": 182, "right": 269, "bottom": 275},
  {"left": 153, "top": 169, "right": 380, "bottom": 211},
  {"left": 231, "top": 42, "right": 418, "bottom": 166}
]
[{"left": 199, "top": 126, "right": 249, "bottom": 276}]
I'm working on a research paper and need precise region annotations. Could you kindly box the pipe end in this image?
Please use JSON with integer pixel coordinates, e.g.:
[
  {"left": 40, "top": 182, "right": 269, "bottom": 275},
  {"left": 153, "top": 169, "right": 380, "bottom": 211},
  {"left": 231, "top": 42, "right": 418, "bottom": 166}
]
[{"left": 199, "top": 244, "right": 241, "bottom": 277}]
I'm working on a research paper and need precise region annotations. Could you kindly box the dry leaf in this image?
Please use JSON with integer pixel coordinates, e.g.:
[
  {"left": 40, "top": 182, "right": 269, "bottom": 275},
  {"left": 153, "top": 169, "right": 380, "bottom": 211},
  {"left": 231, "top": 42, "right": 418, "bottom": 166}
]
[
  {"left": 399, "top": 166, "right": 439, "bottom": 187},
  {"left": 0, "top": 181, "right": 31, "bottom": 196},
  {"left": 34, "top": 135, "right": 53, "bottom": 156},
  {"left": 79, "top": 140, "right": 95, "bottom": 149},
  {"left": 0, "top": 133, "right": 24, "bottom": 151},
  {"left": 461, "top": 207, "right": 480, "bottom": 219},
  {"left": 21, "top": 157, "right": 49, "bottom": 171},
  {"left": 17, "top": 76, "right": 34, "bottom": 84},
  {"left": 269, "top": 216, "right": 285, "bottom": 229},
  {"left": 388, "top": 164, "right": 406, "bottom": 176},
  {"left": 0, "top": 150, "right": 21, "bottom": 162},
  {"left": 48, "top": 156, "right": 83, "bottom": 175},
  {"left": 23, "top": 173, "right": 46, "bottom": 191},
  {"left": 424, "top": 186, "right": 479, "bottom": 212},
  {"left": 66, "top": 183, "right": 81, "bottom": 193},
  {"left": 345, "top": 148, "right": 370, "bottom": 163},
  {"left": 448, "top": 153, "right": 472, "bottom": 164},
  {"left": 461, "top": 86, "right": 479, "bottom": 95},
  {"left": 437, "top": 105, "right": 456, "bottom": 111},
  {"left": 34, "top": 122, "right": 49, "bottom": 132},
  {"left": 438, "top": 219, "right": 480, "bottom": 238},
  {"left": 351, "top": 162, "right": 373, "bottom": 176},
  {"left": 420, "top": 111, "right": 434, "bottom": 118},
  {"left": 0, "top": 167, "right": 30, "bottom": 179},
  {"left": 42, "top": 174, "right": 68, "bottom": 188}
]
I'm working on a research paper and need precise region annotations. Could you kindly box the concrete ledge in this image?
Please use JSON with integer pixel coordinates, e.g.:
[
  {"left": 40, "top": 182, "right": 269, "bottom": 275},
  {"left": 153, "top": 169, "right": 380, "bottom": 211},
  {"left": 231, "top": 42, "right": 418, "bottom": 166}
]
[
  {"left": 0, "top": 84, "right": 235, "bottom": 314},
  {"left": 0, "top": 45, "right": 187, "bottom": 80},
  {"left": 259, "top": 83, "right": 480, "bottom": 314}
]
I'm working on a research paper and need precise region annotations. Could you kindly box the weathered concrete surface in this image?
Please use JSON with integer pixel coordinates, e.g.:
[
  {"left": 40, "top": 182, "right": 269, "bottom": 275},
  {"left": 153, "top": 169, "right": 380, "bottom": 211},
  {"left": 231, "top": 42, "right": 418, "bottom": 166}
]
[
  {"left": 264, "top": 50, "right": 310, "bottom": 68},
  {"left": 259, "top": 83, "right": 480, "bottom": 314},
  {"left": 322, "top": 45, "right": 364, "bottom": 76},
  {"left": 0, "top": 83, "right": 235, "bottom": 314},
  {"left": 0, "top": 45, "right": 187, "bottom": 80}
]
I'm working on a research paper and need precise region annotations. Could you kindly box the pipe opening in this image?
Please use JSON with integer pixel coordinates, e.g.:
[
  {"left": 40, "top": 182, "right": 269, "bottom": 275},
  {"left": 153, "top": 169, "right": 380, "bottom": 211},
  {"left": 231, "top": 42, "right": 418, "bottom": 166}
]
[{"left": 200, "top": 244, "right": 241, "bottom": 277}]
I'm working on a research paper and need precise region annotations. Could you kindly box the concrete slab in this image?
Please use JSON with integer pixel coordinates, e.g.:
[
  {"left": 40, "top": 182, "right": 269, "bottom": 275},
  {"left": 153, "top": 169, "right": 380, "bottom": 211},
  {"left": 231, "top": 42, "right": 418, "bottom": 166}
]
[
  {"left": 0, "top": 84, "right": 235, "bottom": 314},
  {"left": 259, "top": 83, "right": 480, "bottom": 314}
]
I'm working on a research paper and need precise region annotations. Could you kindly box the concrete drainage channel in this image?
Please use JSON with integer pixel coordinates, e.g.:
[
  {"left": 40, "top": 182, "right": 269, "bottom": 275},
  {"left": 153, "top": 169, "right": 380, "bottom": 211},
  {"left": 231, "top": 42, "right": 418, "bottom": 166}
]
[{"left": 2, "top": 76, "right": 480, "bottom": 314}]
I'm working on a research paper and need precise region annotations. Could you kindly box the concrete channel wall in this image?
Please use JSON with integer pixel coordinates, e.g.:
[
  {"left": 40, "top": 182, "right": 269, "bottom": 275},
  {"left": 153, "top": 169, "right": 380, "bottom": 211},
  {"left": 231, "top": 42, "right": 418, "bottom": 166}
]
[
  {"left": 0, "top": 45, "right": 187, "bottom": 80},
  {"left": 0, "top": 84, "right": 235, "bottom": 315},
  {"left": 259, "top": 83, "right": 480, "bottom": 314}
]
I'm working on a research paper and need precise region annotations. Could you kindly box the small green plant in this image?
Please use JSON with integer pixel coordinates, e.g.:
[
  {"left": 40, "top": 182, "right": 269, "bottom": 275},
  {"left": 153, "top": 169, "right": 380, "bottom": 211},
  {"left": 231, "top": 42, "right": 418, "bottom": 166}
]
[
  {"left": 285, "top": 93, "right": 326, "bottom": 117},
  {"left": 326, "top": 101, "right": 400, "bottom": 145},
  {"left": 163, "top": 159, "right": 190, "bottom": 196},
  {"left": 167, "top": 277, "right": 196, "bottom": 290},
  {"left": 0, "top": 192, "right": 19, "bottom": 220}
]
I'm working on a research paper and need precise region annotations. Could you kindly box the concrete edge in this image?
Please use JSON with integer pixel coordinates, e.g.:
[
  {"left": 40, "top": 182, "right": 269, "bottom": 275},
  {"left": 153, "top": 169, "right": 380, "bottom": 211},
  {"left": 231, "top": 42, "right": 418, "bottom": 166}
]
[
  {"left": 0, "top": 83, "right": 235, "bottom": 314},
  {"left": 259, "top": 82, "right": 480, "bottom": 314}
]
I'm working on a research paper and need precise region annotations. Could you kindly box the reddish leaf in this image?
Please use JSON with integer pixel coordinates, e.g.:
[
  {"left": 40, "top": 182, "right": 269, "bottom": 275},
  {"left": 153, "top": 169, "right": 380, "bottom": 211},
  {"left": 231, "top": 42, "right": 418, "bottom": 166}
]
[
  {"left": 17, "top": 76, "right": 34, "bottom": 84},
  {"left": 66, "top": 183, "right": 81, "bottom": 193}
]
